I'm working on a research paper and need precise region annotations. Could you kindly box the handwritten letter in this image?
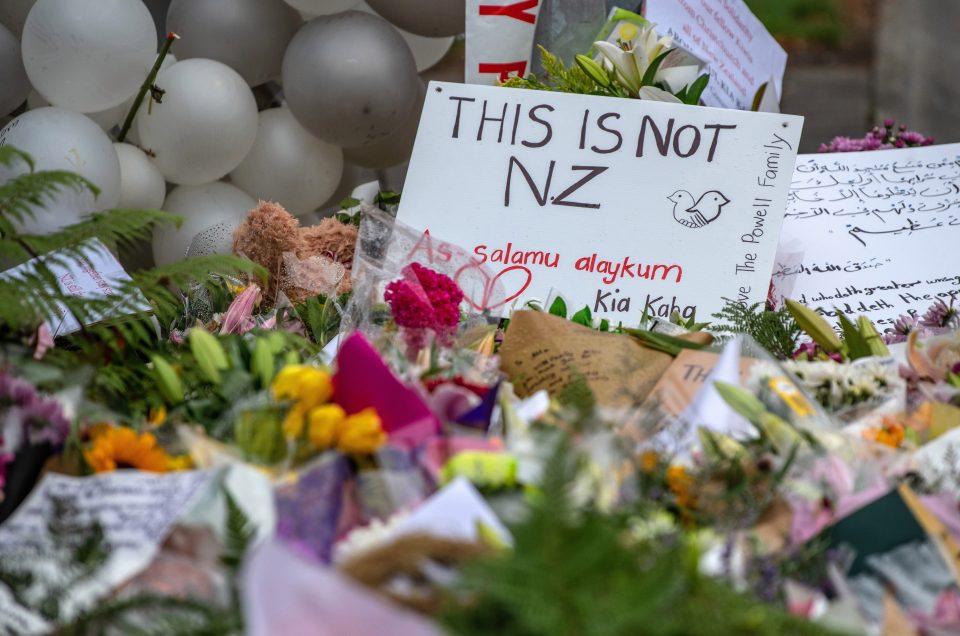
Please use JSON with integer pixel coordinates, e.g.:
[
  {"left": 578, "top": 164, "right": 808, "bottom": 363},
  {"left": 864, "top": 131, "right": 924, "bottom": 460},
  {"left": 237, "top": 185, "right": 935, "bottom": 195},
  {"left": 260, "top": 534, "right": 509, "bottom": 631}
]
[{"left": 772, "top": 144, "right": 960, "bottom": 331}]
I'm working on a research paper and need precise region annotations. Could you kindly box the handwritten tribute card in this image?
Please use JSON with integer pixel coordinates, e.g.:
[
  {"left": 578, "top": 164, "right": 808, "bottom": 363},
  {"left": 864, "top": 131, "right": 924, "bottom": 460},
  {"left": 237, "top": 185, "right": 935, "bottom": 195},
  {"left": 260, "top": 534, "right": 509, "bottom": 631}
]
[
  {"left": 0, "top": 471, "right": 211, "bottom": 626},
  {"left": 644, "top": 0, "right": 787, "bottom": 111},
  {"left": 398, "top": 81, "right": 803, "bottom": 320},
  {"left": 772, "top": 144, "right": 960, "bottom": 330},
  {"left": 0, "top": 239, "right": 149, "bottom": 336}
]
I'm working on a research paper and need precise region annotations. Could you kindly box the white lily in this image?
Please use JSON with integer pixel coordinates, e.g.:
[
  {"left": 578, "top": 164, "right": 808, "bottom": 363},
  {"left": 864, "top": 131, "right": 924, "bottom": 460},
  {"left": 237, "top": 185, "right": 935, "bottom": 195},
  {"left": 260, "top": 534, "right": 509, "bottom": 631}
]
[{"left": 594, "top": 24, "right": 700, "bottom": 98}]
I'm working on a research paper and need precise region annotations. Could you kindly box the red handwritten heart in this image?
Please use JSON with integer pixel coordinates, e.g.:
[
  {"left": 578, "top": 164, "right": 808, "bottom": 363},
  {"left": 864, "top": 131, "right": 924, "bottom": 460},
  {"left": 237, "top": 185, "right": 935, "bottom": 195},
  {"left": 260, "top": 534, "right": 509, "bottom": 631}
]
[{"left": 455, "top": 263, "right": 532, "bottom": 312}]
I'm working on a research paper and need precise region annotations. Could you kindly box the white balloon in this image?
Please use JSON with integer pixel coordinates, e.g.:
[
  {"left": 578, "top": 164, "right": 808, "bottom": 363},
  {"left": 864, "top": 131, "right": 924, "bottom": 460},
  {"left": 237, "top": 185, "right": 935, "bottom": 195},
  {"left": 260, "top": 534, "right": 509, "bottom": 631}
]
[
  {"left": 230, "top": 108, "right": 343, "bottom": 217},
  {"left": 167, "top": 0, "right": 301, "bottom": 86},
  {"left": 356, "top": 2, "right": 452, "bottom": 72},
  {"left": 0, "top": 107, "right": 120, "bottom": 234},
  {"left": 365, "top": 0, "right": 463, "bottom": 37},
  {"left": 0, "top": 24, "right": 29, "bottom": 116},
  {"left": 137, "top": 59, "right": 258, "bottom": 186},
  {"left": 343, "top": 80, "right": 425, "bottom": 169},
  {"left": 21, "top": 0, "right": 157, "bottom": 113},
  {"left": 286, "top": 0, "right": 359, "bottom": 15},
  {"left": 114, "top": 143, "right": 166, "bottom": 210},
  {"left": 153, "top": 182, "right": 255, "bottom": 265},
  {"left": 25, "top": 87, "right": 125, "bottom": 133},
  {"left": 0, "top": 0, "right": 36, "bottom": 37}
]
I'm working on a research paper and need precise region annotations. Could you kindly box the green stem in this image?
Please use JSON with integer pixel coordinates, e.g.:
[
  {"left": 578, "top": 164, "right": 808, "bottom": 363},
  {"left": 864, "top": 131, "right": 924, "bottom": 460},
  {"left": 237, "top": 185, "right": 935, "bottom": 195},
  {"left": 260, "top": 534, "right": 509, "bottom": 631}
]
[{"left": 117, "top": 32, "right": 179, "bottom": 144}]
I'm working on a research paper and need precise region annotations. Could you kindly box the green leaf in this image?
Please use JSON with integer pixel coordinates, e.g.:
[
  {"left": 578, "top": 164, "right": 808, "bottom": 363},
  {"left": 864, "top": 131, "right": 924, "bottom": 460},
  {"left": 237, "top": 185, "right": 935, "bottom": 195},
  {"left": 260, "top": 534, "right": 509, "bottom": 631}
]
[
  {"left": 570, "top": 306, "right": 592, "bottom": 327},
  {"left": 683, "top": 74, "right": 710, "bottom": 105},
  {"left": 836, "top": 310, "right": 871, "bottom": 360},
  {"left": 640, "top": 49, "right": 673, "bottom": 87},
  {"left": 548, "top": 296, "right": 568, "bottom": 318}
]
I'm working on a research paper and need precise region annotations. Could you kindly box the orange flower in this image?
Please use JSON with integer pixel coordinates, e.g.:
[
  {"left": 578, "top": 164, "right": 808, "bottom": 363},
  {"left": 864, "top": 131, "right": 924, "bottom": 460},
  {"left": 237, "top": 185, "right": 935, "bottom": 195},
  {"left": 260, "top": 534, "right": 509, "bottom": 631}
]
[
  {"left": 666, "top": 465, "right": 696, "bottom": 509},
  {"left": 640, "top": 450, "right": 659, "bottom": 474},
  {"left": 863, "top": 417, "right": 906, "bottom": 448},
  {"left": 83, "top": 427, "right": 171, "bottom": 473}
]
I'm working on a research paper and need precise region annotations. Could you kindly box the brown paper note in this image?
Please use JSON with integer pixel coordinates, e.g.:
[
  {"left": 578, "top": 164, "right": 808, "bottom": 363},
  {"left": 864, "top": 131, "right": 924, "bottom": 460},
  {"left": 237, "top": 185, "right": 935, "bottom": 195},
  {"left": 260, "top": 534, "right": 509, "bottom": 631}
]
[
  {"left": 499, "top": 311, "right": 710, "bottom": 408},
  {"left": 643, "top": 349, "right": 757, "bottom": 418}
]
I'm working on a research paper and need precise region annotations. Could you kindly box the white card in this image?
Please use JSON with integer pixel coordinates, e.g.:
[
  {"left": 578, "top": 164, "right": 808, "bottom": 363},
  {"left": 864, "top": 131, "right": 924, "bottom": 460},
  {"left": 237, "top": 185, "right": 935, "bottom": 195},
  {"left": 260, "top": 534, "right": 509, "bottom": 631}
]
[
  {"left": 772, "top": 144, "right": 960, "bottom": 330},
  {"left": 398, "top": 81, "right": 803, "bottom": 320},
  {"left": 0, "top": 239, "right": 150, "bottom": 336},
  {"left": 0, "top": 470, "right": 212, "bottom": 621},
  {"left": 644, "top": 0, "right": 788, "bottom": 111}
]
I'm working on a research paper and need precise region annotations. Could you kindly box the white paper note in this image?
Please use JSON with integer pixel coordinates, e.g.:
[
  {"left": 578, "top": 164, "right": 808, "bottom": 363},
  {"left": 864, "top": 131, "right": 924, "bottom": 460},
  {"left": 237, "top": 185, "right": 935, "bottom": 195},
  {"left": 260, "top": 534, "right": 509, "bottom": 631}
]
[
  {"left": 644, "top": 0, "right": 788, "bottom": 111},
  {"left": 772, "top": 144, "right": 960, "bottom": 331},
  {"left": 0, "top": 470, "right": 212, "bottom": 622},
  {"left": 398, "top": 81, "right": 803, "bottom": 320}
]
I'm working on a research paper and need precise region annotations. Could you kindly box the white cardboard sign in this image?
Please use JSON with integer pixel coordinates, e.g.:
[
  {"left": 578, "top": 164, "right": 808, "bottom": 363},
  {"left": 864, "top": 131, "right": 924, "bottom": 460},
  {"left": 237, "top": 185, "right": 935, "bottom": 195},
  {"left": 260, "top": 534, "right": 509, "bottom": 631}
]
[
  {"left": 644, "top": 0, "right": 787, "bottom": 111},
  {"left": 465, "top": 0, "right": 543, "bottom": 85},
  {"left": 772, "top": 144, "right": 960, "bottom": 331},
  {"left": 397, "top": 81, "right": 803, "bottom": 320}
]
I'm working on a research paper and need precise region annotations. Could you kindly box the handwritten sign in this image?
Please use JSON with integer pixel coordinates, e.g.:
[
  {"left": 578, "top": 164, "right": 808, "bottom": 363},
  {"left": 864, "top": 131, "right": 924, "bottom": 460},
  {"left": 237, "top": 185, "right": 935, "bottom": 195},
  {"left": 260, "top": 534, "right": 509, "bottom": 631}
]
[
  {"left": 0, "top": 471, "right": 211, "bottom": 622},
  {"left": 398, "top": 81, "right": 803, "bottom": 319},
  {"left": 644, "top": 0, "right": 787, "bottom": 111},
  {"left": 0, "top": 239, "right": 149, "bottom": 336},
  {"left": 771, "top": 144, "right": 960, "bottom": 331},
  {"left": 465, "top": 0, "right": 542, "bottom": 85}
]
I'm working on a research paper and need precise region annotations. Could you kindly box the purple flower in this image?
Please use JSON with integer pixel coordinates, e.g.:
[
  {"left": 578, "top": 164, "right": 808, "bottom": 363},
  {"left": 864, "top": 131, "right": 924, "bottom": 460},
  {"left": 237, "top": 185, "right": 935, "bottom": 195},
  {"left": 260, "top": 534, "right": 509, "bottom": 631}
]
[
  {"left": 820, "top": 120, "right": 933, "bottom": 153},
  {"left": 883, "top": 313, "right": 919, "bottom": 344},
  {"left": 23, "top": 397, "right": 70, "bottom": 446},
  {"left": 920, "top": 299, "right": 959, "bottom": 329}
]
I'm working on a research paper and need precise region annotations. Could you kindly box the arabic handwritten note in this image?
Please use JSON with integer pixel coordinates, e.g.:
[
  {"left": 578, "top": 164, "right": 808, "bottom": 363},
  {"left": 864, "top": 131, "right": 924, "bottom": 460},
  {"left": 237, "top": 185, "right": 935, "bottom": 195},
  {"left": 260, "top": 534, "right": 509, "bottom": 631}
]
[{"left": 772, "top": 144, "right": 960, "bottom": 332}]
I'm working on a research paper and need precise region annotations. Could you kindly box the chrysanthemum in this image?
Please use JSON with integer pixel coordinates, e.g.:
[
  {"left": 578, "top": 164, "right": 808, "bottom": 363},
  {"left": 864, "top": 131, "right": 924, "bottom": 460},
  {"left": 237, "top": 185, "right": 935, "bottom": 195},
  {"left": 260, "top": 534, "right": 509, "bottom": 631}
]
[
  {"left": 83, "top": 427, "right": 171, "bottom": 473},
  {"left": 921, "top": 299, "right": 959, "bottom": 329}
]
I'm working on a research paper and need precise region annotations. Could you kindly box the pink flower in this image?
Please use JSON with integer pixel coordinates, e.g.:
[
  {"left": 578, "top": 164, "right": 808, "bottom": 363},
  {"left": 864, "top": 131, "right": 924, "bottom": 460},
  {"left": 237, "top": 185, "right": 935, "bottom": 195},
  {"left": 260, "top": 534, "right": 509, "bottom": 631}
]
[
  {"left": 384, "top": 263, "right": 464, "bottom": 353},
  {"left": 220, "top": 284, "right": 261, "bottom": 335}
]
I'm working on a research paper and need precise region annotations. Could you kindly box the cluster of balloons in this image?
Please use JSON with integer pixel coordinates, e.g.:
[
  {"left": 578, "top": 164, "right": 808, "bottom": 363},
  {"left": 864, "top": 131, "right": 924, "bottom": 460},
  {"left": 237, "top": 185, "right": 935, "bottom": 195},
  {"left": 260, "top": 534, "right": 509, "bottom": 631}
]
[{"left": 0, "top": 0, "right": 464, "bottom": 266}]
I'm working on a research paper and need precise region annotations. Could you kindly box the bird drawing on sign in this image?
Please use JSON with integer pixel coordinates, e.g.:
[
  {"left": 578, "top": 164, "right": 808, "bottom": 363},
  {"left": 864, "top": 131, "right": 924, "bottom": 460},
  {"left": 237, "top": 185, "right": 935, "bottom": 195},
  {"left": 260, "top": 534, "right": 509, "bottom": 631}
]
[{"left": 670, "top": 189, "right": 731, "bottom": 228}]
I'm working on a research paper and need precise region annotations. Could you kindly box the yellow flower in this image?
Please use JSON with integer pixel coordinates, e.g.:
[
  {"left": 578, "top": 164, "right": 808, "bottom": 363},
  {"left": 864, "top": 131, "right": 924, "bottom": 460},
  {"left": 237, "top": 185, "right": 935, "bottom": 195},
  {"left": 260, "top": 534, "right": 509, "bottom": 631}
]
[
  {"left": 166, "top": 454, "right": 193, "bottom": 471},
  {"left": 83, "top": 427, "right": 171, "bottom": 473},
  {"left": 282, "top": 403, "right": 308, "bottom": 439},
  {"left": 307, "top": 404, "right": 346, "bottom": 450},
  {"left": 147, "top": 406, "right": 167, "bottom": 426},
  {"left": 271, "top": 365, "right": 332, "bottom": 409},
  {"left": 337, "top": 408, "right": 387, "bottom": 455}
]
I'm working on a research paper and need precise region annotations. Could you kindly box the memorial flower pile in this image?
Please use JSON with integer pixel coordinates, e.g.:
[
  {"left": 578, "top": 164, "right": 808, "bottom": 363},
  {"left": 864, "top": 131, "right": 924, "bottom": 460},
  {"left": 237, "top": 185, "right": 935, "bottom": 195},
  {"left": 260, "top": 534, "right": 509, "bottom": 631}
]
[{"left": 2, "top": 2, "right": 960, "bottom": 635}]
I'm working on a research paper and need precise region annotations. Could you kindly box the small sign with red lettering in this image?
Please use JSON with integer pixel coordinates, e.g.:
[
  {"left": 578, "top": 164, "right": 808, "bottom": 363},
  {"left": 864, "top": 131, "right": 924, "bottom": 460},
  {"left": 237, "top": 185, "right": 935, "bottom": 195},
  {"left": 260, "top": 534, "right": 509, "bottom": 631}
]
[
  {"left": 466, "top": 0, "right": 542, "bottom": 85},
  {"left": 398, "top": 81, "right": 803, "bottom": 320}
]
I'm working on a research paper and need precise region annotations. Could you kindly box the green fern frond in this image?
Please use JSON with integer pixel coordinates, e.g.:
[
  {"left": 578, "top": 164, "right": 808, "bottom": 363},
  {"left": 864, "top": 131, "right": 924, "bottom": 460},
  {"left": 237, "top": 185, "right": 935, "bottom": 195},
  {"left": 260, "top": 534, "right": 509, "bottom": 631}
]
[
  {"left": 712, "top": 300, "right": 802, "bottom": 360},
  {"left": 0, "top": 170, "right": 98, "bottom": 233},
  {"left": 221, "top": 488, "right": 255, "bottom": 573},
  {"left": 13, "top": 209, "right": 180, "bottom": 260},
  {"left": 0, "top": 145, "right": 34, "bottom": 171}
]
